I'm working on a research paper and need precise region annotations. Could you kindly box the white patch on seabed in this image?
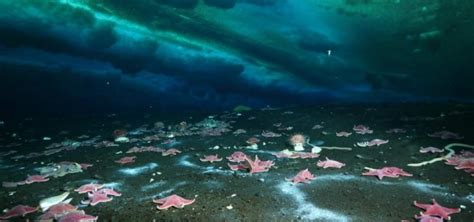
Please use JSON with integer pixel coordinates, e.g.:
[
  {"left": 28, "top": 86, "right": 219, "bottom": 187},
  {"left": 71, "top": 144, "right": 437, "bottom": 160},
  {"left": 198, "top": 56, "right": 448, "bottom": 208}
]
[
  {"left": 314, "top": 174, "right": 457, "bottom": 198},
  {"left": 466, "top": 194, "right": 474, "bottom": 203},
  {"left": 77, "top": 179, "right": 100, "bottom": 184},
  {"left": 138, "top": 181, "right": 188, "bottom": 201},
  {"left": 102, "top": 182, "right": 122, "bottom": 189},
  {"left": 141, "top": 180, "right": 167, "bottom": 192},
  {"left": 404, "top": 181, "right": 446, "bottom": 193},
  {"left": 163, "top": 139, "right": 182, "bottom": 147},
  {"left": 246, "top": 150, "right": 276, "bottom": 155},
  {"left": 156, "top": 188, "right": 175, "bottom": 197},
  {"left": 117, "top": 162, "right": 158, "bottom": 176},
  {"left": 277, "top": 182, "right": 351, "bottom": 222},
  {"left": 202, "top": 166, "right": 231, "bottom": 174},
  {"left": 138, "top": 190, "right": 174, "bottom": 202},
  {"left": 203, "top": 180, "right": 224, "bottom": 189},
  {"left": 177, "top": 155, "right": 200, "bottom": 168},
  {"left": 315, "top": 174, "right": 359, "bottom": 182}
]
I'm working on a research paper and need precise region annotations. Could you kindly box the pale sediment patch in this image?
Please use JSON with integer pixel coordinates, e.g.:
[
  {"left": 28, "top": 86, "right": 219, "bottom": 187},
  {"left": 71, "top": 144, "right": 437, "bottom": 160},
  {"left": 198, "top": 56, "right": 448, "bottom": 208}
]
[
  {"left": 277, "top": 182, "right": 351, "bottom": 222},
  {"left": 163, "top": 139, "right": 182, "bottom": 147},
  {"left": 155, "top": 188, "right": 175, "bottom": 198},
  {"left": 141, "top": 180, "right": 167, "bottom": 192},
  {"left": 313, "top": 174, "right": 455, "bottom": 198},
  {"left": 203, "top": 180, "right": 224, "bottom": 189},
  {"left": 117, "top": 162, "right": 158, "bottom": 176},
  {"left": 404, "top": 180, "right": 446, "bottom": 193},
  {"left": 202, "top": 166, "right": 230, "bottom": 174},
  {"left": 102, "top": 182, "right": 123, "bottom": 190},
  {"left": 139, "top": 181, "right": 188, "bottom": 201},
  {"left": 466, "top": 194, "right": 474, "bottom": 203},
  {"left": 77, "top": 179, "right": 100, "bottom": 184},
  {"left": 246, "top": 149, "right": 277, "bottom": 155},
  {"left": 177, "top": 155, "right": 200, "bottom": 168}
]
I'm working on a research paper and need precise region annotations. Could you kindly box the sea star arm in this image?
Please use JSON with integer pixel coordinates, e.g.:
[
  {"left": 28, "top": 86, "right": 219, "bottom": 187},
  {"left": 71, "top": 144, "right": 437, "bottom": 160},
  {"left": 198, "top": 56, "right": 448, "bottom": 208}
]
[
  {"left": 156, "top": 201, "right": 174, "bottom": 210},
  {"left": 179, "top": 198, "right": 195, "bottom": 205},
  {"left": 413, "top": 201, "right": 432, "bottom": 210}
]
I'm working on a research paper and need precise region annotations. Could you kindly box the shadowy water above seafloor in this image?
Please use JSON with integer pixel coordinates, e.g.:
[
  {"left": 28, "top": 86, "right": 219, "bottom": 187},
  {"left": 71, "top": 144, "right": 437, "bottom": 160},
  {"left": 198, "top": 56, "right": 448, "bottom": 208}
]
[{"left": 0, "top": 103, "right": 473, "bottom": 221}]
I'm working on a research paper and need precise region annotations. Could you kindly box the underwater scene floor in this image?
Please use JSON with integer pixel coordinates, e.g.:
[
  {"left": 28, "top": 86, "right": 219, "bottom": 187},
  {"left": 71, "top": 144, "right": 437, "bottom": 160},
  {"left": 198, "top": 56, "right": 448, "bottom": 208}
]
[{"left": 0, "top": 104, "right": 473, "bottom": 221}]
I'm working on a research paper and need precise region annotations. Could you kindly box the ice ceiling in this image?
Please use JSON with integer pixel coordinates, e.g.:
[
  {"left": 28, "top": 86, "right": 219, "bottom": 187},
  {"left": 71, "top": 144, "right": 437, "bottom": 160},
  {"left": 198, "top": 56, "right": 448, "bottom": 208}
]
[{"left": 0, "top": 0, "right": 473, "bottom": 114}]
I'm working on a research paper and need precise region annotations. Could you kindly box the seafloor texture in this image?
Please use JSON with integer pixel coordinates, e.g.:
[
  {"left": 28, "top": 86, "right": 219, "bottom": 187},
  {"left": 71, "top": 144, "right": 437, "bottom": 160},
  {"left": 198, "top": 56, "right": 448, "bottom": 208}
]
[{"left": 0, "top": 104, "right": 473, "bottom": 221}]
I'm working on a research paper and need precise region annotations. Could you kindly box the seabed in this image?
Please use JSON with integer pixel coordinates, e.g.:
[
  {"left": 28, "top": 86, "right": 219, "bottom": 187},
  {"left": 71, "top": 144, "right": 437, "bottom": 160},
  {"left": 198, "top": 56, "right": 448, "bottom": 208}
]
[{"left": 0, "top": 104, "right": 473, "bottom": 221}]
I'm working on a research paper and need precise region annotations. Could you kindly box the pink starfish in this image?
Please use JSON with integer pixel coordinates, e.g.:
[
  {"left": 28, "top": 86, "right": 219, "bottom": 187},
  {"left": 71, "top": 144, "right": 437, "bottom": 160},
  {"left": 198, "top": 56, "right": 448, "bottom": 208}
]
[
  {"left": 233, "top": 129, "right": 247, "bottom": 135},
  {"left": 246, "top": 137, "right": 260, "bottom": 145},
  {"left": 368, "top": 139, "right": 389, "bottom": 146},
  {"left": 454, "top": 159, "right": 474, "bottom": 171},
  {"left": 413, "top": 199, "right": 461, "bottom": 220},
  {"left": 386, "top": 128, "right": 406, "bottom": 134},
  {"left": 428, "top": 131, "right": 463, "bottom": 140},
  {"left": 200, "top": 154, "right": 223, "bottom": 163},
  {"left": 357, "top": 139, "right": 389, "bottom": 147},
  {"left": 288, "top": 153, "right": 304, "bottom": 159},
  {"left": 162, "top": 148, "right": 181, "bottom": 156},
  {"left": 461, "top": 151, "right": 474, "bottom": 157},
  {"left": 353, "top": 125, "right": 373, "bottom": 134},
  {"left": 226, "top": 151, "right": 247, "bottom": 162},
  {"left": 38, "top": 203, "right": 78, "bottom": 220},
  {"left": 445, "top": 152, "right": 474, "bottom": 165},
  {"left": 81, "top": 188, "right": 120, "bottom": 206},
  {"left": 74, "top": 183, "right": 104, "bottom": 194},
  {"left": 82, "top": 192, "right": 112, "bottom": 206},
  {"left": 336, "top": 131, "right": 352, "bottom": 137},
  {"left": 79, "top": 163, "right": 93, "bottom": 169},
  {"left": 228, "top": 163, "right": 247, "bottom": 171},
  {"left": 419, "top": 147, "right": 444, "bottom": 153},
  {"left": 414, "top": 213, "right": 443, "bottom": 222},
  {"left": 362, "top": 167, "right": 412, "bottom": 180},
  {"left": 272, "top": 152, "right": 291, "bottom": 158},
  {"left": 24, "top": 174, "right": 49, "bottom": 184},
  {"left": 126, "top": 146, "right": 141, "bottom": 153},
  {"left": 296, "top": 152, "right": 320, "bottom": 159},
  {"left": 286, "top": 169, "right": 316, "bottom": 184},
  {"left": 152, "top": 194, "right": 195, "bottom": 210},
  {"left": 317, "top": 157, "right": 346, "bottom": 169},
  {"left": 127, "top": 146, "right": 164, "bottom": 153},
  {"left": 57, "top": 212, "right": 98, "bottom": 222},
  {"left": 245, "top": 155, "right": 274, "bottom": 174},
  {"left": 146, "top": 146, "right": 164, "bottom": 152},
  {"left": 228, "top": 155, "right": 274, "bottom": 173},
  {"left": 261, "top": 131, "right": 281, "bottom": 138},
  {"left": 0, "top": 205, "right": 37, "bottom": 219},
  {"left": 98, "top": 188, "right": 122, "bottom": 197},
  {"left": 261, "top": 131, "right": 281, "bottom": 137},
  {"left": 445, "top": 152, "right": 474, "bottom": 175},
  {"left": 115, "top": 156, "right": 136, "bottom": 165},
  {"left": 445, "top": 156, "right": 463, "bottom": 166},
  {"left": 272, "top": 151, "right": 319, "bottom": 159}
]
